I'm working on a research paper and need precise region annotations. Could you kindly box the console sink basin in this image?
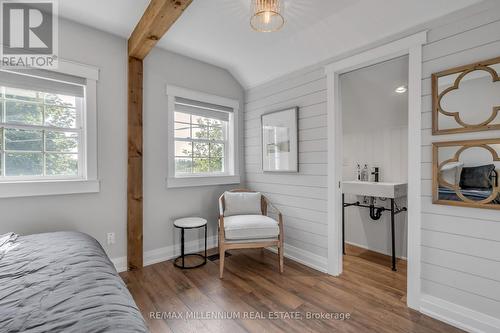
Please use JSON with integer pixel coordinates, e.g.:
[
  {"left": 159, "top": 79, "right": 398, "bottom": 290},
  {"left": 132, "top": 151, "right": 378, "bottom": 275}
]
[{"left": 342, "top": 181, "right": 407, "bottom": 198}]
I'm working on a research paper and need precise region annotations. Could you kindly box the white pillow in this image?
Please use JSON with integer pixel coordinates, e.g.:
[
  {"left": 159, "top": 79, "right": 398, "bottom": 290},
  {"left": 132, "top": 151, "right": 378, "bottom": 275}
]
[
  {"left": 224, "top": 191, "right": 262, "bottom": 217},
  {"left": 440, "top": 162, "right": 464, "bottom": 185}
]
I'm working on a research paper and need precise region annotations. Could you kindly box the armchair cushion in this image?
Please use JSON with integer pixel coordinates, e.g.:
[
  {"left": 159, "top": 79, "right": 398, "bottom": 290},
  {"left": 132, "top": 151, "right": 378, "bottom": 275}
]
[
  {"left": 224, "top": 215, "right": 279, "bottom": 240},
  {"left": 223, "top": 191, "right": 262, "bottom": 217}
]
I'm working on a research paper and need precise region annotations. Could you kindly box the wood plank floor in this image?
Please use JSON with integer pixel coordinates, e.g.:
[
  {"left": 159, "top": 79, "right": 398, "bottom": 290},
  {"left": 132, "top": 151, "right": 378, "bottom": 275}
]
[{"left": 120, "top": 245, "right": 464, "bottom": 333}]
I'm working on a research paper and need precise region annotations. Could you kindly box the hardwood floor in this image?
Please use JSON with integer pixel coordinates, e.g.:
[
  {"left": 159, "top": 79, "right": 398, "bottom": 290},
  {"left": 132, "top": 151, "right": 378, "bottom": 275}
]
[{"left": 120, "top": 246, "right": 464, "bottom": 333}]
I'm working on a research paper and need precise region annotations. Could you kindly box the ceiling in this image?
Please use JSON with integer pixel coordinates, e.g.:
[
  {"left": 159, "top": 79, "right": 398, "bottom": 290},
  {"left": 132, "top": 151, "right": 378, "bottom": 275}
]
[
  {"left": 342, "top": 56, "right": 409, "bottom": 134},
  {"left": 59, "top": 0, "right": 482, "bottom": 89}
]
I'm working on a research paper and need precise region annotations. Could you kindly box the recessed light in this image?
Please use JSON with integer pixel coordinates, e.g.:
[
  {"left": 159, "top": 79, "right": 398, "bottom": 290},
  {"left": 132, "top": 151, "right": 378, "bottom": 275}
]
[{"left": 395, "top": 85, "right": 407, "bottom": 94}]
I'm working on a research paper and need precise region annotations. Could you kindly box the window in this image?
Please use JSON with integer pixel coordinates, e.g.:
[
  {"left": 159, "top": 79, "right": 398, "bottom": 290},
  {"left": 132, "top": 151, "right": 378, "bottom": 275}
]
[
  {"left": 0, "top": 63, "right": 99, "bottom": 198},
  {"left": 0, "top": 70, "right": 84, "bottom": 180},
  {"left": 167, "top": 86, "right": 240, "bottom": 188}
]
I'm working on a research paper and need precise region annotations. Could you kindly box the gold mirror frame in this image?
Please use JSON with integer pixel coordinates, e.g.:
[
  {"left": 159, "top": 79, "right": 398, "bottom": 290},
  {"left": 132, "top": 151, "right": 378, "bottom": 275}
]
[
  {"left": 432, "top": 56, "right": 500, "bottom": 135},
  {"left": 433, "top": 139, "right": 500, "bottom": 210}
]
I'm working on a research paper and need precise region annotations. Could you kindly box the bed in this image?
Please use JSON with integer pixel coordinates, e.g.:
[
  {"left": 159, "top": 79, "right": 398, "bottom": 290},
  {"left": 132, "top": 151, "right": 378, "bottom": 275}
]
[
  {"left": 438, "top": 166, "right": 500, "bottom": 204},
  {"left": 0, "top": 231, "right": 148, "bottom": 333}
]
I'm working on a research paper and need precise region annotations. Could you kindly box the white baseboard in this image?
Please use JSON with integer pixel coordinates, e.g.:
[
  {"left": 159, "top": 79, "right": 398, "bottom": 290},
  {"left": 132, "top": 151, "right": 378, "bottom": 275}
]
[
  {"left": 267, "top": 242, "right": 328, "bottom": 273},
  {"left": 345, "top": 241, "right": 407, "bottom": 260},
  {"left": 112, "top": 239, "right": 328, "bottom": 274},
  {"left": 111, "top": 236, "right": 218, "bottom": 273},
  {"left": 420, "top": 294, "right": 500, "bottom": 333}
]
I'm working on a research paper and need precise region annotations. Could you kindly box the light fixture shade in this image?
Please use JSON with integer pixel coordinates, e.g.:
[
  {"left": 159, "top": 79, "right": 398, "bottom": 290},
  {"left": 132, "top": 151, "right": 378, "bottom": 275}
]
[{"left": 250, "top": 0, "right": 285, "bottom": 32}]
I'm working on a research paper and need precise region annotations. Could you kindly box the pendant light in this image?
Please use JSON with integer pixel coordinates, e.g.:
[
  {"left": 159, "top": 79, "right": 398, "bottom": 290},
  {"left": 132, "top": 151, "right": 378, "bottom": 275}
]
[{"left": 250, "top": 0, "right": 285, "bottom": 32}]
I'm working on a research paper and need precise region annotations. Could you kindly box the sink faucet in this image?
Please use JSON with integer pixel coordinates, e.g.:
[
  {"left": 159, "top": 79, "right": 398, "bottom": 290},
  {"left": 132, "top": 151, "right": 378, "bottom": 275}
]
[{"left": 371, "top": 167, "right": 380, "bottom": 182}]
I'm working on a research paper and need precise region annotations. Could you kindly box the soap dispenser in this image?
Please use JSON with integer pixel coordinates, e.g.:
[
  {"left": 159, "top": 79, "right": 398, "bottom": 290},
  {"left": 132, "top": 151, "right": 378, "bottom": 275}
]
[{"left": 361, "top": 164, "right": 369, "bottom": 181}]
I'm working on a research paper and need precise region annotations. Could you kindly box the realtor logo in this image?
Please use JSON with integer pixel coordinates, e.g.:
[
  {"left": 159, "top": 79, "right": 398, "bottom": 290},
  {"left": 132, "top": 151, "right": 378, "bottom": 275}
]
[{"left": 1, "top": 0, "right": 58, "bottom": 68}]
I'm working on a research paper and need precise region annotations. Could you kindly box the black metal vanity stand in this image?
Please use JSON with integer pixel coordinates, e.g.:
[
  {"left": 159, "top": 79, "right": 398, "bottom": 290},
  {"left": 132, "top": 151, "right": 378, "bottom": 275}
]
[{"left": 342, "top": 194, "right": 407, "bottom": 271}]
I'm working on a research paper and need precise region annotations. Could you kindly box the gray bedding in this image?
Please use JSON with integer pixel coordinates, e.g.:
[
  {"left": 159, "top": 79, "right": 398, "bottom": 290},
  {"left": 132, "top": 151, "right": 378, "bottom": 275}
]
[{"left": 0, "top": 231, "right": 148, "bottom": 333}]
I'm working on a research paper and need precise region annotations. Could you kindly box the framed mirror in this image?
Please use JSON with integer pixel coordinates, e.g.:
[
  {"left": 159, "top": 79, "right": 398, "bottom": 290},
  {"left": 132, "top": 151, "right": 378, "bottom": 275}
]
[
  {"left": 432, "top": 56, "right": 500, "bottom": 135},
  {"left": 433, "top": 139, "right": 500, "bottom": 210}
]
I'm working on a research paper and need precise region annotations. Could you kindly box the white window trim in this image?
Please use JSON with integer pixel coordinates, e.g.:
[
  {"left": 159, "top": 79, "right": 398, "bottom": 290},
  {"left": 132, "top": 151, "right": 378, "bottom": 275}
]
[
  {"left": 166, "top": 85, "right": 240, "bottom": 188},
  {"left": 0, "top": 59, "right": 100, "bottom": 198}
]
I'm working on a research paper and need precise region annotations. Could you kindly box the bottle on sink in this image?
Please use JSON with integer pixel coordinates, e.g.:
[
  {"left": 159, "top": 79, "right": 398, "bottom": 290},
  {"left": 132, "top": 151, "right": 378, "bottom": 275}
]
[
  {"left": 356, "top": 164, "right": 361, "bottom": 181},
  {"left": 361, "top": 164, "right": 369, "bottom": 181}
]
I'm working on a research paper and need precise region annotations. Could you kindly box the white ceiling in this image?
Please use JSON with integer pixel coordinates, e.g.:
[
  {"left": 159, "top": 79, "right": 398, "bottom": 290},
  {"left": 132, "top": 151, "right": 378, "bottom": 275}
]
[{"left": 59, "top": 0, "right": 482, "bottom": 88}]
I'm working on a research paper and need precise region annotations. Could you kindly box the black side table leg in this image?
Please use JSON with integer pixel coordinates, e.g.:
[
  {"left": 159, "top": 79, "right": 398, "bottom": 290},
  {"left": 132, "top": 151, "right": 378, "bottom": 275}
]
[
  {"left": 204, "top": 224, "right": 207, "bottom": 264},
  {"left": 181, "top": 228, "right": 185, "bottom": 268},
  {"left": 391, "top": 199, "right": 396, "bottom": 271}
]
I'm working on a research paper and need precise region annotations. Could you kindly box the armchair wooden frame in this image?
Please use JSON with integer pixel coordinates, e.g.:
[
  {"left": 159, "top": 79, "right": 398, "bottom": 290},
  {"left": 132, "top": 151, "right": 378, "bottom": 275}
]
[{"left": 218, "top": 189, "right": 284, "bottom": 278}]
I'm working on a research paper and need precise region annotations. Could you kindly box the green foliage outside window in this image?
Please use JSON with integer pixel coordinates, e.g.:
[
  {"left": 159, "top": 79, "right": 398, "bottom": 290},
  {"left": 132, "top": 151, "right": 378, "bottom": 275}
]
[
  {"left": 0, "top": 88, "right": 79, "bottom": 177},
  {"left": 175, "top": 115, "right": 225, "bottom": 174}
]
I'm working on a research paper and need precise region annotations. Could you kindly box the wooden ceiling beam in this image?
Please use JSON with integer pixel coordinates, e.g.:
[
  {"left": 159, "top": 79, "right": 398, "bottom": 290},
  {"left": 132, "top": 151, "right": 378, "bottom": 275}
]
[
  {"left": 127, "top": 0, "right": 192, "bottom": 271},
  {"left": 128, "top": 0, "right": 193, "bottom": 60}
]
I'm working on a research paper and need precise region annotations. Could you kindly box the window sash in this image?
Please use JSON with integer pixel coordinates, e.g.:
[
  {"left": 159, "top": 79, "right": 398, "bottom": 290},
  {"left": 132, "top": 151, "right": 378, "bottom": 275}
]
[{"left": 0, "top": 85, "right": 84, "bottom": 181}]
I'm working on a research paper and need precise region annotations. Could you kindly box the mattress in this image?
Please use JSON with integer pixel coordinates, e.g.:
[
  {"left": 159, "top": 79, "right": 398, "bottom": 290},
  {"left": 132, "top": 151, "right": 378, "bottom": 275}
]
[{"left": 0, "top": 231, "right": 148, "bottom": 333}]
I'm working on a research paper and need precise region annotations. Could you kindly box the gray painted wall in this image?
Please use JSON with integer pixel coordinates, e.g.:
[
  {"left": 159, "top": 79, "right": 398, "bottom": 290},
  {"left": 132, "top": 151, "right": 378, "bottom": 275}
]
[
  {"left": 244, "top": 2, "right": 500, "bottom": 324},
  {"left": 0, "top": 18, "right": 244, "bottom": 261}
]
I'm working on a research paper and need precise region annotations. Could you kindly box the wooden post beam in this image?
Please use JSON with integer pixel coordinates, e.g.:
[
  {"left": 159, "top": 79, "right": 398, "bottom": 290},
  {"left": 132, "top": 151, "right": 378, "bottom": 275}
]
[
  {"left": 127, "top": 0, "right": 192, "bottom": 270},
  {"left": 128, "top": 0, "right": 193, "bottom": 60},
  {"left": 127, "top": 56, "right": 144, "bottom": 270}
]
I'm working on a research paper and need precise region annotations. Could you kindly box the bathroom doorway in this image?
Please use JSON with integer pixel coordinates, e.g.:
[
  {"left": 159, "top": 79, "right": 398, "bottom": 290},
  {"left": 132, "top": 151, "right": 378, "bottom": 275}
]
[
  {"left": 339, "top": 55, "right": 409, "bottom": 295},
  {"left": 324, "top": 32, "right": 426, "bottom": 309}
]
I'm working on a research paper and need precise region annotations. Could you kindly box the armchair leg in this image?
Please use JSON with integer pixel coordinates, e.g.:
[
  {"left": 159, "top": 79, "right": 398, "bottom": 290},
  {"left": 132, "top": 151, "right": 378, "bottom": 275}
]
[
  {"left": 278, "top": 243, "right": 284, "bottom": 273},
  {"left": 219, "top": 246, "right": 225, "bottom": 279}
]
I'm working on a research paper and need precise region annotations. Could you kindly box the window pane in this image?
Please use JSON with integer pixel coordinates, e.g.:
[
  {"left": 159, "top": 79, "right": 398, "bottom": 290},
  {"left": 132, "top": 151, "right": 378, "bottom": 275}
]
[
  {"left": 5, "top": 101, "right": 43, "bottom": 125},
  {"left": 210, "top": 158, "right": 224, "bottom": 173},
  {"left": 45, "top": 105, "right": 77, "bottom": 128},
  {"left": 45, "top": 93, "right": 76, "bottom": 108},
  {"left": 5, "top": 129, "right": 42, "bottom": 151},
  {"left": 5, "top": 152, "right": 42, "bottom": 176},
  {"left": 5, "top": 87, "right": 41, "bottom": 102},
  {"left": 174, "top": 112, "right": 190, "bottom": 123},
  {"left": 209, "top": 125, "right": 224, "bottom": 141},
  {"left": 209, "top": 143, "right": 224, "bottom": 158},
  {"left": 0, "top": 102, "right": 3, "bottom": 123},
  {"left": 174, "top": 122, "right": 190, "bottom": 139},
  {"left": 175, "top": 141, "right": 192, "bottom": 157},
  {"left": 193, "top": 158, "right": 210, "bottom": 173},
  {"left": 46, "top": 153, "right": 78, "bottom": 176},
  {"left": 193, "top": 142, "right": 209, "bottom": 158},
  {"left": 192, "top": 124, "right": 208, "bottom": 139},
  {"left": 175, "top": 158, "right": 192, "bottom": 174},
  {"left": 46, "top": 131, "right": 78, "bottom": 152}
]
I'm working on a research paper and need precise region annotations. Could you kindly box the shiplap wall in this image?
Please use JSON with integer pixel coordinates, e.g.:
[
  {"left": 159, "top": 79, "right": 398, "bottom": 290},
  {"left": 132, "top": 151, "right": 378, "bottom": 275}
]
[
  {"left": 420, "top": 7, "right": 500, "bottom": 321},
  {"left": 245, "top": 72, "right": 328, "bottom": 258},
  {"left": 244, "top": 3, "right": 500, "bottom": 327}
]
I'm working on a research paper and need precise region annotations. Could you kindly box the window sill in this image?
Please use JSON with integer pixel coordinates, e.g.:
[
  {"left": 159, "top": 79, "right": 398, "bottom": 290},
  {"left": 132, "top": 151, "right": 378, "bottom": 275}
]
[
  {"left": 0, "top": 179, "right": 100, "bottom": 198},
  {"left": 167, "top": 175, "right": 240, "bottom": 188}
]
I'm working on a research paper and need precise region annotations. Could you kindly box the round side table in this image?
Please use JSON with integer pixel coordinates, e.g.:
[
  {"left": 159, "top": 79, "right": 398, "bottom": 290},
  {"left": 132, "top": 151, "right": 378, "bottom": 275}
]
[{"left": 173, "top": 217, "right": 207, "bottom": 269}]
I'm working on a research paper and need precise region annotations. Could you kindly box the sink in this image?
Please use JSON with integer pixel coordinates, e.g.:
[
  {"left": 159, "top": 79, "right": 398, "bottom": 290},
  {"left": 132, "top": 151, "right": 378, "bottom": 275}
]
[{"left": 342, "top": 181, "right": 407, "bottom": 198}]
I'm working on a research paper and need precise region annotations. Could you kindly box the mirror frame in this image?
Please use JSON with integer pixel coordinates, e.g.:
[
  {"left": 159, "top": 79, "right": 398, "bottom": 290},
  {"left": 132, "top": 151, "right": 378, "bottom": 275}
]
[
  {"left": 432, "top": 138, "right": 500, "bottom": 210},
  {"left": 432, "top": 56, "right": 500, "bottom": 135}
]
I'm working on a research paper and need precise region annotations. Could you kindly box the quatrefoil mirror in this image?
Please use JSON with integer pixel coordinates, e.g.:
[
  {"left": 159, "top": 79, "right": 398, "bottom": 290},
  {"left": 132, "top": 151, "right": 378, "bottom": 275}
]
[
  {"left": 433, "top": 139, "right": 500, "bottom": 210},
  {"left": 432, "top": 57, "right": 500, "bottom": 135}
]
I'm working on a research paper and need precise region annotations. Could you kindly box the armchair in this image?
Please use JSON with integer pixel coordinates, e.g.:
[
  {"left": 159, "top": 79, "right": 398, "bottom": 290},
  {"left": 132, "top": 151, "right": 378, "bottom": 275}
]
[{"left": 218, "top": 189, "right": 284, "bottom": 278}]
